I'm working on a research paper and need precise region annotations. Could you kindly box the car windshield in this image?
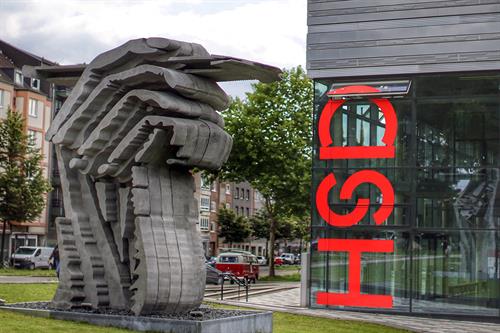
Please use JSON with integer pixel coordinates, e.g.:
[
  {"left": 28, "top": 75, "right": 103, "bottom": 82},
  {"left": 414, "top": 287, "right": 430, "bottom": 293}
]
[
  {"left": 15, "top": 247, "right": 37, "bottom": 255},
  {"left": 219, "top": 256, "right": 238, "bottom": 263}
]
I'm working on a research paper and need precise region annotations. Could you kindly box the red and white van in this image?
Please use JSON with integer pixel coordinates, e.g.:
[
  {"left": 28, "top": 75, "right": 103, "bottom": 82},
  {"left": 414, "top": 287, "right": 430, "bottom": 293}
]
[{"left": 215, "top": 252, "right": 259, "bottom": 283}]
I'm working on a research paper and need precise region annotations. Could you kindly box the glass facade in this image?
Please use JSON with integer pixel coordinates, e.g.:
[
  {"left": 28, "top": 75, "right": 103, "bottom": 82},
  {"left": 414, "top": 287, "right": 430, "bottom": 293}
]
[{"left": 311, "top": 73, "right": 500, "bottom": 317}]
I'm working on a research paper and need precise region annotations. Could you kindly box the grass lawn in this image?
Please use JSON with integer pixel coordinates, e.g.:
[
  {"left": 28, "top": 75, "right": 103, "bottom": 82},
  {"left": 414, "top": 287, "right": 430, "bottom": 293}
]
[
  {"left": 0, "top": 283, "right": 408, "bottom": 333},
  {"left": 0, "top": 268, "right": 57, "bottom": 277},
  {"left": 273, "top": 312, "right": 406, "bottom": 333},
  {"left": 276, "top": 265, "right": 301, "bottom": 271},
  {"left": 260, "top": 273, "right": 301, "bottom": 282},
  {"left": 0, "top": 310, "right": 132, "bottom": 333},
  {"left": 0, "top": 283, "right": 57, "bottom": 303},
  {"left": 0, "top": 283, "right": 132, "bottom": 332},
  {"left": 208, "top": 303, "right": 408, "bottom": 333}
]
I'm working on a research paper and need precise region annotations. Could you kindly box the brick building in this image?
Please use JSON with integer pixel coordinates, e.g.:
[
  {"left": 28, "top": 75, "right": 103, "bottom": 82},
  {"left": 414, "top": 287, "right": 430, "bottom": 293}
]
[
  {"left": 193, "top": 174, "right": 268, "bottom": 258},
  {"left": 0, "top": 39, "right": 57, "bottom": 261}
]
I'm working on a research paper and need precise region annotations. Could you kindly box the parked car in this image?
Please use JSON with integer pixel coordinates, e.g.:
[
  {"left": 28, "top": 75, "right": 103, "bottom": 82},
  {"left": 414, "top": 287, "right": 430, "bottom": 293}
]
[
  {"left": 294, "top": 253, "right": 301, "bottom": 265},
  {"left": 280, "top": 253, "right": 296, "bottom": 265},
  {"left": 215, "top": 252, "right": 259, "bottom": 283},
  {"left": 206, "top": 256, "right": 217, "bottom": 267},
  {"left": 11, "top": 246, "right": 54, "bottom": 269},
  {"left": 256, "top": 256, "right": 267, "bottom": 266},
  {"left": 274, "top": 257, "right": 284, "bottom": 266},
  {"left": 206, "top": 264, "right": 223, "bottom": 285}
]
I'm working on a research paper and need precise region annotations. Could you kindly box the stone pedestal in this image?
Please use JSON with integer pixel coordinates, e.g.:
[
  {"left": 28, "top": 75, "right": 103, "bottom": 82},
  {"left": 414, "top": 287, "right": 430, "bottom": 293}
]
[{"left": 0, "top": 305, "right": 273, "bottom": 333}]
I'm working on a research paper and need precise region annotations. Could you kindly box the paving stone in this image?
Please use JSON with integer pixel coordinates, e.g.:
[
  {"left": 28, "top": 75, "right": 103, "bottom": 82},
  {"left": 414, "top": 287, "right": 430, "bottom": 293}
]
[{"left": 213, "top": 286, "right": 500, "bottom": 333}]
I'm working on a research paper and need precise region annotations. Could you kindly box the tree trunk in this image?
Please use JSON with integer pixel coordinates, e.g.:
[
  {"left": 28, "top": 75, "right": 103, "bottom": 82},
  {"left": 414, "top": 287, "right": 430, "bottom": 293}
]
[
  {"left": 264, "top": 197, "right": 278, "bottom": 277},
  {"left": 268, "top": 215, "right": 277, "bottom": 277},
  {"left": 0, "top": 220, "right": 7, "bottom": 268},
  {"left": 265, "top": 238, "right": 269, "bottom": 259}
]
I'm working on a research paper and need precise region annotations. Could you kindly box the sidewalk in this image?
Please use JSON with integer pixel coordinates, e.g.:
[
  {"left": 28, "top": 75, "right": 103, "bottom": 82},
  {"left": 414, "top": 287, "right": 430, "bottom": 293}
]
[
  {"left": 0, "top": 276, "right": 58, "bottom": 284},
  {"left": 211, "top": 287, "right": 500, "bottom": 333}
]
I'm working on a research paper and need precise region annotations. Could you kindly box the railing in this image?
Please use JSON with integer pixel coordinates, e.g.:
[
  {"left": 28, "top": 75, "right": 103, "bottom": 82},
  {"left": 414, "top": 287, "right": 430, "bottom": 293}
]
[
  {"left": 220, "top": 272, "right": 249, "bottom": 302},
  {"left": 206, "top": 265, "right": 249, "bottom": 302}
]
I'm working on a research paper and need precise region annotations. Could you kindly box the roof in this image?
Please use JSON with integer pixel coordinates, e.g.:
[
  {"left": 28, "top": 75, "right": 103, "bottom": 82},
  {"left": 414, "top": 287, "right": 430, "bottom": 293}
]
[
  {"left": 218, "top": 250, "right": 256, "bottom": 257},
  {"left": 23, "top": 63, "right": 86, "bottom": 87},
  {"left": 0, "top": 39, "right": 56, "bottom": 69},
  {"left": 0, "top": 52, "right": 15, "bottom": 68},
  {"left": 0, "top": 68, "right": 13, "bottom": 85}
]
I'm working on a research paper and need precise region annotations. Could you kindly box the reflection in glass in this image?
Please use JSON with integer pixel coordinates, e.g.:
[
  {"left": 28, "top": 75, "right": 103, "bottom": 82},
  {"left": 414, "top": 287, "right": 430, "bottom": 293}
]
[
  {"left": 417, "top": 168, "right": 500, "bottom": 229},
  {"left": 413, "top": 231, "right": 499, "bottom": 316},
  {"left": 311, "top": 73, "right": 500, "bottom": 317},
  {"left": 310, "top": 230, "right": 411, "bottom": 312}
]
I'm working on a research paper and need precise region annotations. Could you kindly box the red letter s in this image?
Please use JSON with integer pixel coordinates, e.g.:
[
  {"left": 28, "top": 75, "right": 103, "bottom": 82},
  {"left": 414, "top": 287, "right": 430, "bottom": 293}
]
[{"left": 315, "top": 170, "right": 394, "bottom": 227}]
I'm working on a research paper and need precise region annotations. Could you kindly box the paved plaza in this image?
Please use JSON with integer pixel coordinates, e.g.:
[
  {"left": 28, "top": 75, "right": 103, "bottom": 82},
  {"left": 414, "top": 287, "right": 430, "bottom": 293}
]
[
  {"left": 207, "top": 284, "right": 500, "bottom": 333},
  {"left": 1, "top": 276, "right": 498, "bottom": 333}
]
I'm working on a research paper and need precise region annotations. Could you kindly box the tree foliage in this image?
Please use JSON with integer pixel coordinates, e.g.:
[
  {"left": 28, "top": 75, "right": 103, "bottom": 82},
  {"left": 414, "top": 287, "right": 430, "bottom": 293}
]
[
  {"left": 218, "top": 67, "right": 313, "bottom": 275},
  {"left": 249, "top": 210, "right": 305, "bottom": 242},
  {"left": 0, "top": 108, "right": 51, "bottom": 262},
  {"left": 217, "top": 207, "right": 251, "bottom": 245}
]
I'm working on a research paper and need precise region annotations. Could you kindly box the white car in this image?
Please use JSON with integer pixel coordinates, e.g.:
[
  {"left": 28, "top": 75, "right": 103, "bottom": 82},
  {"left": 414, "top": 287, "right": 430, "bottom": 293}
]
[
  {"left": 11, "top": 246, "right": 54, "bottom": 270},
  {"left": 256, "top": 256, "right": 267, "bottom": 266},
  {"left": 280, "top": 253, "right": 296, "bottom": 265}
]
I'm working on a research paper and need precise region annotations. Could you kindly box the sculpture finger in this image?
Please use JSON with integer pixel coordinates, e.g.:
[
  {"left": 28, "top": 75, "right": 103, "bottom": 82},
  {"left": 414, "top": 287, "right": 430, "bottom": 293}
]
[
  {"left": 53, "top": 65, "right": 228, "bottom": 149},
  {"left": 47, "top": 37, "right": 210, "bottom": 141},
  {"left": 91, "top": 116, "right": 231, "bottom": 179}
]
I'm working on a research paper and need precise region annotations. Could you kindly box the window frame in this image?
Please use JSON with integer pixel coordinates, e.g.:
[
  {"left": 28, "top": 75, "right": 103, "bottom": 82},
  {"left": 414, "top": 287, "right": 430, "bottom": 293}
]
[{"left": 28, "top": 98, "right": 38, "bottom": 118}]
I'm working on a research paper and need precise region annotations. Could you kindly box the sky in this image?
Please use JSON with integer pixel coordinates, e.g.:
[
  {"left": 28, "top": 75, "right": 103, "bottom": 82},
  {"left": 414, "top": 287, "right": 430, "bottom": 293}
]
[{"left": 0, "top": 0, "right": 307, "bottom": 97}]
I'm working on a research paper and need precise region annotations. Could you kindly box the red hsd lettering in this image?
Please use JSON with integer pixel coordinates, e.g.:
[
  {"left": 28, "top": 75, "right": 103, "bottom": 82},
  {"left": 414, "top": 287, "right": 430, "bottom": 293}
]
[{"left": 314, "top": 85, "right": 397, "bottom": 309}]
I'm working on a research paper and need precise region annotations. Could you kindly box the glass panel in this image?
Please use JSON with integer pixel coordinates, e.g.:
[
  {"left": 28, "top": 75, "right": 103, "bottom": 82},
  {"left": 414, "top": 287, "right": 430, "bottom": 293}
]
[
  {"left": 312, "top": 73, "right": 500, "bottom": 317},
  {"left": 416, "top": 100, "right": 499, "bottom": 168},
  {"left": 412, "top": 230, "right": 499, "bottom": 317},
  {"left": 310, "top": 227, "right": 328, "bottom": 309},
  {"left": 313, "top": 92, "right": 413, "bottom": 168},
  {"left": 327, "top": 168, "right": 413, "bottom": 205},
  {"left": 310, "top": 229, "right": 411, "bottom": 312},
  {"left": 416, "top": 168, "right": 500, "bottom": 229},
  {"left": 313, "top": 168, "right": 412, "bottom": 226},
  {"left": 416, "top": 74, "right": 500, "bottom": 98}
]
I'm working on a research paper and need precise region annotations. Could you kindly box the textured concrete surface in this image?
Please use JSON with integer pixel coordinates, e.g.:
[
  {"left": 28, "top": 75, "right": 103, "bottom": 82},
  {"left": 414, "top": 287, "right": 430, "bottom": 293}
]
[
  {"left": 45, "top": 37, "right": 281, "bottom": 316},
  {"left": 0, "top": 306, "right": 273, "bottom": 333}
]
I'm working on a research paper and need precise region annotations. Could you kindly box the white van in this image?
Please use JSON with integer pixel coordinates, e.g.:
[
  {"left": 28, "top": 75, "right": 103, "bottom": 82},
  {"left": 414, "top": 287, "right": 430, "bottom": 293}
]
[{"left": 11, "top": 246, "right": 54, "bottom": 269}]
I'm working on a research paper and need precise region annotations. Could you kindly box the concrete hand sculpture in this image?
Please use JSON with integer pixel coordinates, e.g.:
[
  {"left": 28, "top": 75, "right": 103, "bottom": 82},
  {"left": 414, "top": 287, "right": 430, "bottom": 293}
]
[{"left": 45, "top": 38, "right": 280, "bottom": 315}]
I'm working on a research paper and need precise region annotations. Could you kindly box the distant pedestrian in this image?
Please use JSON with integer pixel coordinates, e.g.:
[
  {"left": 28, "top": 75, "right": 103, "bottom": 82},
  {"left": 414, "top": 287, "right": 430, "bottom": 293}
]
[{"left": 50, "top": 245, "right": 60, "bottom": 278}]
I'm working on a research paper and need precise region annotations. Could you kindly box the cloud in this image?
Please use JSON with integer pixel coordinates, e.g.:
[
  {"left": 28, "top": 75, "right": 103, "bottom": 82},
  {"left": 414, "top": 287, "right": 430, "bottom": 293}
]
[{"left": 0, "top": 0, "right": 306, "bottom": 70}]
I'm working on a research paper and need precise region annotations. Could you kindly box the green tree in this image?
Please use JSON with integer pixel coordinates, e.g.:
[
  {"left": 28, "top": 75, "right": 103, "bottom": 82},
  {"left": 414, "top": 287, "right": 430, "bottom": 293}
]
[
  {"left": 0, "top": 108, "right": 51, "bottom": 265},
  {"left": 251, "top": 212, "right": 307, "bottom": 256},
  {"left": 219, "top": 67, "right": 312, "bottom": 276},
  {"left": 249, "top": 210, "right": 293, "bottom": 255},
  {"left": 217, "top": 207, "right": 251, "bottom": 248},
  {"left": 293, "top": 216, "right": 310, "bottom": 253}
]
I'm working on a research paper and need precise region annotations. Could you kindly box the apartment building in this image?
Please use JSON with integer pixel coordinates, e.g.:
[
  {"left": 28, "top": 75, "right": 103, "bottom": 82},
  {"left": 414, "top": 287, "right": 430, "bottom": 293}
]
[
  {"left": 192, "top": 173, "right": 269, "bottom": 258},
  {"left": 0, "top": 39, "right": 56, "bottom": 259}
]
